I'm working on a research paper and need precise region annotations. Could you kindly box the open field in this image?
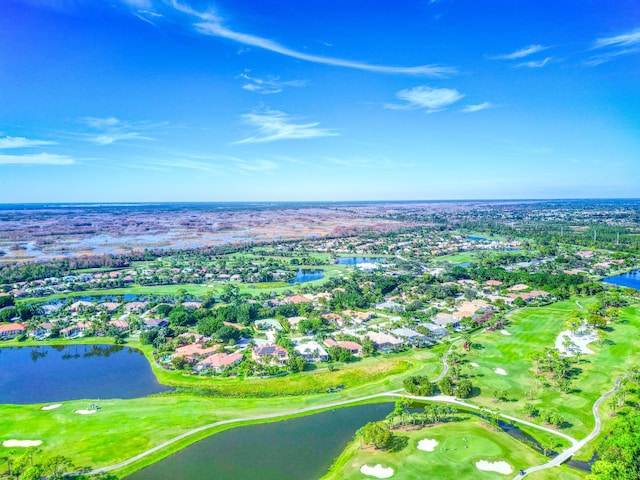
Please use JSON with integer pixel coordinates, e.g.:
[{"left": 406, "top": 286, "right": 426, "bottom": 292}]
[
  {"left": 461, "top": 299, "right": 640, "bottom": 439},
  {"left": 322, "top": 417, "right": 547, "bottom": 480}
]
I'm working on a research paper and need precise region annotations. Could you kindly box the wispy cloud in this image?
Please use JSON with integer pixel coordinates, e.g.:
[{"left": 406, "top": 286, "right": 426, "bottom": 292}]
[
  {"left": 586, "top": 28, "right": 640, "bottom": 65},
  {"left": 0, "top": 153, "right": 74, "bottom": 166},
  {"left": 516, "top": 56, "right": 553, "bottom": 68},
  {"left": 239, "top": 73, "right": 306, "bottom": 94},
  {"left": 236, "top": 109, "right": 338, "bottom": 143},
  {"left": 593, "top": 29, "right": 640, "bottom": 49},
  {"left": 461, "top": 102, "right": 493, "bottom": 113},
  {"left": 79, "top": 117, "right": 159, "bottom": 145},
  {"left": 489, "top": 44, "right": 549, "bottom": 60},
  {"left": 386, "top": 86, "right": 464, "bottom": 112},
  {"left": 170, "top": 0, "right": 455, "bottom": 77},
  {"left": 0, "top": 136, "right": 57, "bottom": 149}
]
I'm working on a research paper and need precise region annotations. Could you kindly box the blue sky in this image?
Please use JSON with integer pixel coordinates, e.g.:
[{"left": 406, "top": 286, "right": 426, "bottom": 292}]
[{"left": 1, "top": 0, "right": 639, "bottom": 202}]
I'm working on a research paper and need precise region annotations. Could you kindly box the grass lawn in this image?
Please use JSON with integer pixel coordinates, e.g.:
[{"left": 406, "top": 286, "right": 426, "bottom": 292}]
[
  {"left": 435, "top": 252, "right": 478, "bottom": 264},
  {"left": 322, "top": 417, "right": 546, "bottom": 480},
  {"left": 460, "top": 299, "right": 640, "bottom": 439}
]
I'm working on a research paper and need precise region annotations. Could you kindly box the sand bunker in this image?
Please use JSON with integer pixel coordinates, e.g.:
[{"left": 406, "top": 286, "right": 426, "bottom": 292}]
[
  {"left": 475, "top": 460, "right": 513, "bottom": 474},
  {"left": 417, "top": 438, "right": 439, "bottom": 452},
  {"left": 41, "top": 404, "right": 62, "bottom": 411},
  {"left": 470, "top": 362, "right": 479, "bottom": 367},
  {"left": 500, "top": 330, "right": 511, "bottom": 336},
  {"left": 3, "top": 440, "right": 43, "bottom": 448},
  {"left": 74, "top": 409, "right": 97, "bottom": 415},
  {"left": 360, "top": 464, "right": 394, "bottom": 479},
  {"left": 494, "top": 368, "right": 507, "bottom": 375},
  {"left": 555, "top": 328, "right": 597, "bottom": 356}
]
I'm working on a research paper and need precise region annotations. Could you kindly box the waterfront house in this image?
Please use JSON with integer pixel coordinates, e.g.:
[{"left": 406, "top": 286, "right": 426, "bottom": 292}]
[
  {"left": 195, "top": 352, "right": 244, "bottom": 373},
  {"left": 0, "top": 323, "right": 25, "bottom": 340}
]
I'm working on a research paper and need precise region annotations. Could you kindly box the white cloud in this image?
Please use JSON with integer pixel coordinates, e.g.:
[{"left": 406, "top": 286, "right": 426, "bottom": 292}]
[
  {"left": 121, "top": 0, "right": 152, "bottom": 9},
  {"left": 386, "top": 86, "right": 464, "bottom": 112},
  {"left": 240, "top": 73, "right": 307, "bottom": 95},
  {"left": 171, "top": 0, "right": 455, "bottom": 77},
  {"left": 79, "top": 117, "right": 158, "bottom": 145},
  {"left": 461, "top": 102, "right": 493, "bottom": 113},
  {"left": 516, "top": 56, "right": 553, "bottom": 68},
  {"left": 489, "top": 44, "right": 549, "bottom": 60},
  {"left": 0, "top": 153, "right": 74, "bottom": 166},
  {"left": 593, "top": 29, "right": 640, "bottom": 49},
  {"left": 0, "top": 136, "right": 57, "bottom": 149},
  {"left": 236, "top": 109, "right": 338, "bottom": 143},
  {"left": 586, "top": 28, "right": 640, "bottom": 65}
]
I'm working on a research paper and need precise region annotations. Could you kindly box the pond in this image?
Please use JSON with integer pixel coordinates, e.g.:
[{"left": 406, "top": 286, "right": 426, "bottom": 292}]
[
  {"left": 288, "top": 269, "right": 325, "bottom": 284},
  {"left": 467, "top": 236, "right": 487, "bottom": 242},
  {"left": 602, "top": 269, "right": 640, "bottom": 290},
  {"left": 127, "top": 402, "right": 392, "bottom": 480},
  {"left": 0, "top": 344, "right": 170, "bottom": 404},
  {"left": 335, "top": 257, "right": 383, "bottom": 265}
]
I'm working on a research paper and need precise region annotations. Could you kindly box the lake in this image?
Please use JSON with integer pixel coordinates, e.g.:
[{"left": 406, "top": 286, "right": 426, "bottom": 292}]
[
  {"left": 335, "top": 257, "right": 383, "bottom": 265},
  {"left": 127, "top": 402, "right": 392, "bottom": 480},
  {"left": 0, "top": 344, "right": 170, "bottom": 404},
  {"left": 602, "top": 269, "right": 640, "bottom": 290},
  {"left": 288, "top": 269, "right": 325, "bottom": 284}
]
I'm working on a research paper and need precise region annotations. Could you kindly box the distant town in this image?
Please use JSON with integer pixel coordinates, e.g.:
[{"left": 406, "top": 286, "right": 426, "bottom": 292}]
[{"left": 1, "top": 200, "right": 639, "bottom": 480}]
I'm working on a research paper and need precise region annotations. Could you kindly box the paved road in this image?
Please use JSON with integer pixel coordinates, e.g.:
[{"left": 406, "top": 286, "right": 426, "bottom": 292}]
[
  {"left": 512, "top": 373, "right": 630, "bottom": 479},
  {"left": 387, "top": 393, "right": 578, "bottom": 447}
]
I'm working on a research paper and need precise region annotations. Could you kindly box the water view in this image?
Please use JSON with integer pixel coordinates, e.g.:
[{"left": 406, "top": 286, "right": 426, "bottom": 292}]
[
  {"left": 288, "top": 269, "right": 325, "bottom": 284},
  {"left": 335, "top": 257, "right": 383, "bottom": 265},
  {"left": 0, "top": 345, "right": 170, "bottom": 404},
  {"left": 602, "top": 269, "right": 640, "bottom": 290},
  {"left": 127, "top": 402, "right": 392, "bottom": 480}
]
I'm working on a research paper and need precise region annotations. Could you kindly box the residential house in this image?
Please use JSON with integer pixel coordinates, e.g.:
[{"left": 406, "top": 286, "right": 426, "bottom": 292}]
[
  {"left": 432, "top": 313, "right": 460, "bottom": 329},
  {"left": 252, "top": 344, "right": 289, "bottom": 366},
  {"left": 107, "top": 319, "right": 129, "bottom": 332},
  {"left": 365, "top": 331, "right": 403, "bottom": 351},
  {"left": 390, "top": 327, "right": 429, "bottom": 346},
  {"left": 324, "top": 338, "right": 363, "bottom": 356},
  {"left": 195, "top": 352, "right": 244, "bottom": 373},
  {"left": 283, "top": 295, "right": 311, "bottom": 305},
  {"left": 419, "top": 322, "right": 449, "bottom": 338},
  {"left": 0, "top": 323, "right": 25, "bottom": 340},
  {"left": 144, "top": 318, "right": 169, "bottom": 329},
  {"left": 173, "top": 344, "right": 220, "bottom": 362},
  {"left": 61, "top": 321, "right": 92, "bottom": 338},
  {"left": 294, "top": 341, "right": 329, "bottom": 362}
]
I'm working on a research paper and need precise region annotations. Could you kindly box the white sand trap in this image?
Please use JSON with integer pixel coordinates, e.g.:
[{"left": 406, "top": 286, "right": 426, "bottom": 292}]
[
  {"left": 475, "top": 460, "right": 513, "bottom": 474},
  {"left": 494, "top": 368, "right": 507, "bottom": 375},
  {"left": 417, "top": 438, "right": 439, "bottom": 452},
  {"left": 74, "top": 409, "right": 96, "bottom": 415},
  {"left": 470, "top": 362, "right": 479, "bottom": 367},
  {"left": 3, "top": 440, "right": 43, "bottom": 448},
  {"left": 41, "top": 404, "right": 62, "bottom": 411},
  {"left": 500, "top": 329, "right": 511, "bottom": 336},
  {"left": 360, "top": 464, "right": 394, "bottom": 479},
  {"left": 555, "top": 328, "right": 597, "bottom": 356}
]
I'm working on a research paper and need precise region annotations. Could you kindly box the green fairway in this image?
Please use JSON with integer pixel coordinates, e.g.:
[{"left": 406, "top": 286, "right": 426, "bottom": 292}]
[
  {"left": 322, "top": 417, "right": 546, "bottom": 480},
  {"left": 461, "top": 299, "right": 640, "bottom": 438}
]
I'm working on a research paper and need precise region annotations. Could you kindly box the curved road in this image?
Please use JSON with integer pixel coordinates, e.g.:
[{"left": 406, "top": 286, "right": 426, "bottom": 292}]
[{"left": 512, "top": 373, "right": 630, "bottom": 479}]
